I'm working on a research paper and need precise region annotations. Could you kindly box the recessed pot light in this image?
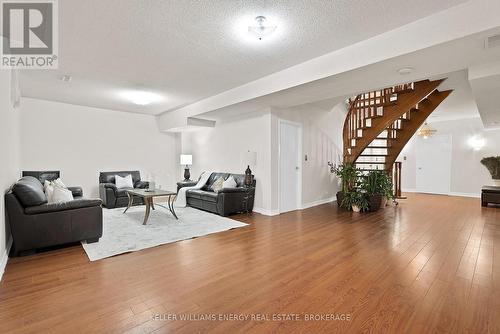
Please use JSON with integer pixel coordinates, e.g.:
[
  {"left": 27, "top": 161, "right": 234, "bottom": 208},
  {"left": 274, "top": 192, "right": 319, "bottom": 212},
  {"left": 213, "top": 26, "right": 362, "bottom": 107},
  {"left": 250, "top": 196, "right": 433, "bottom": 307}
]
[
  {"left": 60, "top": 75, "right": 72, "bottom": 82},
  {"left": 397, "top": 67, "right": 414, "bottom": 75}
]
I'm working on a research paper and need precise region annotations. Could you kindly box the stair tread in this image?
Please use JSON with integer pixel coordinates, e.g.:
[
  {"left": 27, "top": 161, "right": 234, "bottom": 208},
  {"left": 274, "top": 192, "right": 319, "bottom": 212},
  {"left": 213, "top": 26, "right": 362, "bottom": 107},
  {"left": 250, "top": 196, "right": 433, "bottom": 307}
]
[
  {"left": 359, "top": 154, "right": 388, "bottom": 157},
  {"left": 367, "top": 146, "right": 389, "bottom": 149},
  {"left": 355, "top": 161, "right": 386, "bottom": 164}
]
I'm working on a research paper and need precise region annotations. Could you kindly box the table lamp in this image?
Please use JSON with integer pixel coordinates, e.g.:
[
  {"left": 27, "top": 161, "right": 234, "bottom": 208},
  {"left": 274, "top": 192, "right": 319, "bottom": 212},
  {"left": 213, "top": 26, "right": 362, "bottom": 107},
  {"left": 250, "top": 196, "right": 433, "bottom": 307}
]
[{"left": 180, "top": 154, "right": 193, "bottom": 181}]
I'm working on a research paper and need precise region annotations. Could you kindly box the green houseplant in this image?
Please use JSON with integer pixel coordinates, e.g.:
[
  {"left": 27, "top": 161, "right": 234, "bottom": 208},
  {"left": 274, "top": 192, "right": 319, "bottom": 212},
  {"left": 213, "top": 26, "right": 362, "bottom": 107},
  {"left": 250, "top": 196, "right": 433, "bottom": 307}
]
[
  {"left": 341, "top": 191, "right": 369, "bottom": 212},
  {"left": 379, "top": 172, "right": 394, "bottom": 206},
  {"left": 329, "top": 162, "right": 359, "bottom": 208},
  {"left": 360, "top": 170, "right": 388, "bottom": 212},
  {"left": 481, "top": 156, "right": 500, "bottom": 186}
]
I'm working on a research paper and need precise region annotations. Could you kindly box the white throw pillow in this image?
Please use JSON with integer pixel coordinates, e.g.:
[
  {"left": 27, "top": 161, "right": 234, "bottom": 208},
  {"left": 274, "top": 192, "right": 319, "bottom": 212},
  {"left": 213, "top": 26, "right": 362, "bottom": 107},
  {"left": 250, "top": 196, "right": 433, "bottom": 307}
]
[
  {"left": 211, "top": 177, "right": 224, "bottom": 193},
  {"left": 222, "top": 176, "right": 237, "bottom": 189},
  {"left": 52, "top": 186, "right": 74, "bottom": 203},
  {"left": 52, "top": 178, "right": 67, "bottom": 189},
  {"left": 44, "top": 180, "right": 55, "bottom": 203},
  {"left": 115, "top": 174, "right": 133, "bottom": 189}
]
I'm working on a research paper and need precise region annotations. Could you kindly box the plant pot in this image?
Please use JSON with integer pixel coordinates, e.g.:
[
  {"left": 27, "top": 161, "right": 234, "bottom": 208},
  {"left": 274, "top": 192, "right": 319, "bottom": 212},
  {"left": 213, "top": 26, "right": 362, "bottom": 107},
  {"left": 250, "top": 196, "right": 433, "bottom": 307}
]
[
  {"left": 336, "top": 191, "right": 345, "bottom": 208},
  {"left": 367, "top": 194, "right": 383, "bottom": 212},
  {"left": 493, "top": 179, "right": 500, "bottom": 187},
  {"left": 352, "top": 205, "right": 361, "bottom": 213},
  {"left": 381, "top": 196, "right": 388, "bottom": 207}
]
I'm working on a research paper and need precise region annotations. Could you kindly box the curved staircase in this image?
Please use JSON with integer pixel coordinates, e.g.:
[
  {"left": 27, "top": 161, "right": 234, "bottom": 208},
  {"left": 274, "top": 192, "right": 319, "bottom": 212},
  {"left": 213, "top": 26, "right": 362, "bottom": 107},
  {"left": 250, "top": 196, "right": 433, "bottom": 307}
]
[{"left": 343, "top": 78, "right": 452, "bottom": 195}]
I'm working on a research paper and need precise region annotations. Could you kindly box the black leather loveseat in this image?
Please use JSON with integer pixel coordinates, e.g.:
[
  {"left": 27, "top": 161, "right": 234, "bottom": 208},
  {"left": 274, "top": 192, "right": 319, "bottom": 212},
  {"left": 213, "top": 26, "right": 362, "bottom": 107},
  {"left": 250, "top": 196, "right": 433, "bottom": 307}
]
[
  {"left": 186, "top": 172, "right": 255, "bottom": 216},
  {"left": 99, "top": 171, "right": 149, "bottom": 208},
  {"left": 5, "top": 175, "right": 103, "bottom": 256}
]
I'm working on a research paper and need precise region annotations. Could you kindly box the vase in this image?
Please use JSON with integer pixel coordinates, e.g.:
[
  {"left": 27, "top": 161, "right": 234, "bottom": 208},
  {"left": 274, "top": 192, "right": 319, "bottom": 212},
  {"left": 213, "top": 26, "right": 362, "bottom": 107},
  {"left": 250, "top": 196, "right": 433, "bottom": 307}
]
[
  {"left": 367, "top": 194, "right": 383, "bottom": 212},
  {"left": 352, "top": 205, "right": 361, "bottom": 213},
  {"left": 336, "top": 191, "right": 345, "bottom": 208}
]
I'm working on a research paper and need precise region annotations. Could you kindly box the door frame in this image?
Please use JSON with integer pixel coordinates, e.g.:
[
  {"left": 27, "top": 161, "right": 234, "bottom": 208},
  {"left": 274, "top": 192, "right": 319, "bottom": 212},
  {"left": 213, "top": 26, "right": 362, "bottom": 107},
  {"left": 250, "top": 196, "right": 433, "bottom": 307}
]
[{"left": 278, "top": 118, "right": 303, "bottom": 214}]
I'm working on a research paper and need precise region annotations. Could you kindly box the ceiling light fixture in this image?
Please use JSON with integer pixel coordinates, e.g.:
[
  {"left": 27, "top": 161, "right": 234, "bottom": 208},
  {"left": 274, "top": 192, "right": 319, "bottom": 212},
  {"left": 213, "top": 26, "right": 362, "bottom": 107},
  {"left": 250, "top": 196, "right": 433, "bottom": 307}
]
[
  {"left": 248, "top": 16, "right": 277, "bottom": 40},
  {"left": 397, "top": 67, "right": 414, "bottom": 75},
  {"left": 120, "top": 90, "right": 163, "bottom": 106},
  {"left": 416, "top": 122, "right": 437, "bottom": 139},
  {"left": 468, "top": 136, "right": 486, "bottom": 151}
]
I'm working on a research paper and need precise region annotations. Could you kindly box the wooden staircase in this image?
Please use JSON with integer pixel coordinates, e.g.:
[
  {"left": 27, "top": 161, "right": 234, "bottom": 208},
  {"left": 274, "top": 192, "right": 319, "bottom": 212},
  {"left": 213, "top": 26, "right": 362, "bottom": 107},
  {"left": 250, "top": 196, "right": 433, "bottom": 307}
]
[{"left": 343, "top": 79, "right": 452, "bottom": 185}]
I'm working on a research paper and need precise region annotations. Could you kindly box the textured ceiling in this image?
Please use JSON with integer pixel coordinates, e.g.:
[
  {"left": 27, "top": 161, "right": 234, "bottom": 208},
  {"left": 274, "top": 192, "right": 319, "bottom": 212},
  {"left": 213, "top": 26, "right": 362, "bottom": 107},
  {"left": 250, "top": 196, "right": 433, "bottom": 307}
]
[{"left": 20, "top": 0, "right": 466, "bottom": 114}]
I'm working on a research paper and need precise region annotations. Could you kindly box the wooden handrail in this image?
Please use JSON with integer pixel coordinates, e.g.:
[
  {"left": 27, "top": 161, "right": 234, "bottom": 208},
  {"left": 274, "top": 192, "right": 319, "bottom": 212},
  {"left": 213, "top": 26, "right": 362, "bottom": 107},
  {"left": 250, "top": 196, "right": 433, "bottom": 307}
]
[{"left": 343, "top": 82, "right": 414, "bottom": 161}]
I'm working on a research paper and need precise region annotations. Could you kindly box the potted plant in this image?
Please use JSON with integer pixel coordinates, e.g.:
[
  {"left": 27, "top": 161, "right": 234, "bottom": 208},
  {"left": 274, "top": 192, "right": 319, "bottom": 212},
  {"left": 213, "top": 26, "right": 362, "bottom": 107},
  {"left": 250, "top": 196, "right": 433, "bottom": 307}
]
[
  {"left": 341, "top": 191, "right": 369, "bottom": 212},
  {"left": 481, "top": 156, "right": 500, "bottom": 186},
  {"left": 360, "top": 170, "right": 386, "bottom": 212},
  {"left": 329, "top": 162, "right": 359, "bottom": 209},
  {"left": 379, "top": 172, "right": 394, "bottom": 206}
]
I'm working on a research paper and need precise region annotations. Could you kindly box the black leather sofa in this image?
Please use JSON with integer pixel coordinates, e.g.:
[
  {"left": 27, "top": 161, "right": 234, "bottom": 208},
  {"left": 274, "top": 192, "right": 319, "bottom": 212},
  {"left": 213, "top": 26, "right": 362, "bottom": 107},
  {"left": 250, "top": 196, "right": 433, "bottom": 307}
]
[
  {"left": 22, "top": 171, "right": 83, "bottom": 197},
  {"left": 99, "top": 171, "right": 149, "bottom": 208},
  {"left": 186, "top": 172, "right": 255, "bottom": 216},
  {"left": 5, "top": 175, "right": 103, "bottom": 256}
]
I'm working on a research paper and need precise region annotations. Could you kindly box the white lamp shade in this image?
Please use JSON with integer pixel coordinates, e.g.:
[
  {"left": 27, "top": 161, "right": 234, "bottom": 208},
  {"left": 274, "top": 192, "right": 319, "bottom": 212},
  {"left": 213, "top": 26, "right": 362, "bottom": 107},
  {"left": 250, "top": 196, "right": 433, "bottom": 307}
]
[
  {"left": 180, "top": 154, "right": 192, "bottom": 165},
  {"left": 245, "top": 151, "right": 257, "bottom": 166}
]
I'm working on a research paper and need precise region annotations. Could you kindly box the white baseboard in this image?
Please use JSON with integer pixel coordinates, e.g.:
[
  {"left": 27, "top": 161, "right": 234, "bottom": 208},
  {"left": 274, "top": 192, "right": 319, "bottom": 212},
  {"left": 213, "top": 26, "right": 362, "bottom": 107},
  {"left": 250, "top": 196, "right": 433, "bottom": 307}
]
[
  {"left": 301, "top": 197, "right": 336, "bottom": 210},
  {"left": 450, "top": 192, "right": 480, "bottom": 198},
  {"left": 0, "top": 237, "right": 12, "bottom": 282},
  {"left": 252, "top": 207, "right": 280, "bottom": 216},
  {"left": 253, "top": 197, "right": 336, "bottom": 216},
  {"left": 402, "top": 189, "right": 480, "bottom": 198}
]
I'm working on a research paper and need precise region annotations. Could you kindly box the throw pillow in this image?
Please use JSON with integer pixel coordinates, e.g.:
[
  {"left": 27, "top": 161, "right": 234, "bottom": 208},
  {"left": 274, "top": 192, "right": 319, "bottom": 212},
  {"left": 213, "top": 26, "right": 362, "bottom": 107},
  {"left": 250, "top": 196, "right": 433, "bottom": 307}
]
[
  {"left": 44, "top": 180, "right": 55, "bottom": 203},
  {"left": 51, "top": 185, "right": 74, "bottom": 203},
  {"left": 222, "top": 176, "right": 237, "bottom": 189},
  {"left": 115, "top": 174, "right": 133, "bottom": 189},
  {"left": 211, "top": 177, "right": 224, "bottom": 193},
  {"left": 52, "top": 178, "right": 67, "bottom": 189}
]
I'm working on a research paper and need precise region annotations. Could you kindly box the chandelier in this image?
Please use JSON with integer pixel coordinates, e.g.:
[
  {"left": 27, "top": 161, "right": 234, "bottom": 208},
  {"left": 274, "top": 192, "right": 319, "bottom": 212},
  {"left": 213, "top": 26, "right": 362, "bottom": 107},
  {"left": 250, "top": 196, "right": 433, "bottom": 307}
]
[{"left": 417, "top": 122, "right": 437, "bottom": 139}]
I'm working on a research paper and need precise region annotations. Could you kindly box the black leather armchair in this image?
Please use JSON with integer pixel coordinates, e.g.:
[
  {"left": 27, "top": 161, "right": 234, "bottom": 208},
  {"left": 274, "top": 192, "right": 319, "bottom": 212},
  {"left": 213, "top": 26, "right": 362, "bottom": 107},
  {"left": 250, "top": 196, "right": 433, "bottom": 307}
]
[
  {"left": 186, "top": 172, "right": 255, "bottom": 216},
  {"left": 6, "top": 176, "right": 103, "bottom": 256},
  {"left": 99, "top": 171, "right": 149, "bottom": 208}
]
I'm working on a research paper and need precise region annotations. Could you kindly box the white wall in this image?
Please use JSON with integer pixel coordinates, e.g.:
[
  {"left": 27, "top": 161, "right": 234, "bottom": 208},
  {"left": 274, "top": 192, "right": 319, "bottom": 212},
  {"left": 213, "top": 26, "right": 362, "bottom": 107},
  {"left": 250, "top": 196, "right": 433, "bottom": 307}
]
[
  {"left": 399, "top": 117, "right": 500, "bottom": 196},
  {"left": 270, "top": 103, "right": 345, "bottom": 210},
  {"left": 19, "top": 98, "right": 180, "bottom": 198},
  {"left": 0, "top": 70, "right": 21, "bottom": 279},
  {"left": 181, "top": 103, "right": 346, "bottom": 215},
  {"left": 180, "top": 110, "right": 273, "bottom": 214}
]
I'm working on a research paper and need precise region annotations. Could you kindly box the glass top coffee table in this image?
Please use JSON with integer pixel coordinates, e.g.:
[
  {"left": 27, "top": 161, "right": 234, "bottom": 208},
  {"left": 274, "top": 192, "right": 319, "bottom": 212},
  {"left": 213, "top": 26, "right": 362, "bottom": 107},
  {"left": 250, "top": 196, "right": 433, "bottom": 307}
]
[{"left": 123, "top": 189, "right": 178, "bottom": 225}]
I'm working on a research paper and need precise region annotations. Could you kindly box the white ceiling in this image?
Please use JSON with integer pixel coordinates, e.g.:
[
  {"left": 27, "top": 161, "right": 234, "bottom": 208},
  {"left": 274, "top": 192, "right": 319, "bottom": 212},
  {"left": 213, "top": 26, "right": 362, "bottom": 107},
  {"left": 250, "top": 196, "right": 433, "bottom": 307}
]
[
  {"left": 196, "top": 26, "right": 500, "bottom": 125},
  {"left": 19, "top": 0, "right": 467, "bottom": 115}
]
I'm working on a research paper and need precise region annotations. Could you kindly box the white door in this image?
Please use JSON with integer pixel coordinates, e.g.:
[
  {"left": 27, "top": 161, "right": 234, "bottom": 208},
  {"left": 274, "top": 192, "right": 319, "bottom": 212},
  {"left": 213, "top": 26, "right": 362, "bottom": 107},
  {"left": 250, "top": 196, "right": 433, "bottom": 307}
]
[
  {"left": 279, "top": 120, "right": 302, "bottom": 213},
  {"left": 416, "top": 134, "right": 452, "bottom": 194}
]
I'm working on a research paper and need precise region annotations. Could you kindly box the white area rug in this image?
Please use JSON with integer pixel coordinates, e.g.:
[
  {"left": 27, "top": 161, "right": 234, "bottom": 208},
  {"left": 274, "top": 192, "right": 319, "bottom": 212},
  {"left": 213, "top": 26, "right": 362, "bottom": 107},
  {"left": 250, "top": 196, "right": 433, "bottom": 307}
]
[{"left": 82, "top": 205, "right": 247, "bottom": 261}]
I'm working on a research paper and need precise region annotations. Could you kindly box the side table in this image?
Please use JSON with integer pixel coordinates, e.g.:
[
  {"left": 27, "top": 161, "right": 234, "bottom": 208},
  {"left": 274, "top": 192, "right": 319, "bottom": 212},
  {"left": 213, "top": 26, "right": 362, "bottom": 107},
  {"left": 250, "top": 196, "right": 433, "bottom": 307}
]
[{"left": 241, "top": 186, "right": 255, "bottom": 213}]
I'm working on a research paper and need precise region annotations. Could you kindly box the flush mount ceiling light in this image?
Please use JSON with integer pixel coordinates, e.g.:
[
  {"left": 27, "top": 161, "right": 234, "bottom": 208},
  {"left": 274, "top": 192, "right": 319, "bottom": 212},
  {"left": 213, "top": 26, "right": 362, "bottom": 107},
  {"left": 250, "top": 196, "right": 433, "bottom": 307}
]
[
  {"left": 120, "top": 90, "right": 163, "bottom": 106},
  {"left": 248, "top": 16, "right": 277, "bottom": 40},
  {"left": 397, "top": 67, "right": 414, "bottom": 75},
  {"left": 416, "top": 122, "right": 437, "bottom": 139}
]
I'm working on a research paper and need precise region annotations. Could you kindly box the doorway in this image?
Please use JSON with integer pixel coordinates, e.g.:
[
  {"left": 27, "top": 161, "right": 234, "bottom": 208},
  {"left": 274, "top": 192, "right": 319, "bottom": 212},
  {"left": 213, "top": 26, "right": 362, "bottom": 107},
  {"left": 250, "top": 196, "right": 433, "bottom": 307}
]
[
  {"left": 279, "top": 119, "right": 302, "bottom": 213},
  {"left": 416, "top": 134, "right": 452, "bottom": 194}
]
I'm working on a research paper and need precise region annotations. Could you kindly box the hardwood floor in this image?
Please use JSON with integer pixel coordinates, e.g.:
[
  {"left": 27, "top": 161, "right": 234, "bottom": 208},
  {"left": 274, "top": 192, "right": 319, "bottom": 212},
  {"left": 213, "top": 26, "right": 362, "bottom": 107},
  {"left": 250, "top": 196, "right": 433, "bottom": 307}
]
[{"left": 1, "top": 194, "right": 499, "bottom": 333}]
